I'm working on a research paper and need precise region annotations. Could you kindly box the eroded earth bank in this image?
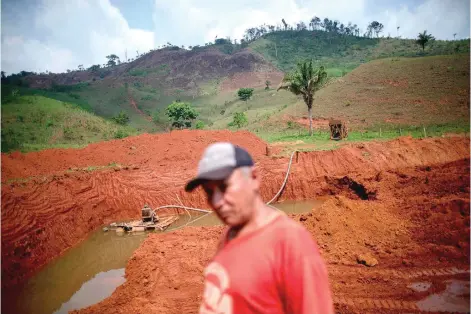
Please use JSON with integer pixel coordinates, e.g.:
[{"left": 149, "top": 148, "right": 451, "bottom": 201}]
[{"left": 2, "top": 131, "right": 469, "bottom": 313}]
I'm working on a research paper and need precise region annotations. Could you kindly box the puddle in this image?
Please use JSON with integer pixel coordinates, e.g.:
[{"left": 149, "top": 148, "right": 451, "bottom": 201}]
[
  {"left": 6, "top": 199, "right": 326, "bottom": 314},
  {"left": 6, "top": 230, "right": 147, "bottom": 314},
  {"left": 408, "top": 282, "right": 432, "bottom": 292},
  {"left": 272, "top": 199, "right": 325, "bottom": 214},
  {"left": 54, "top": 269, "right": 125, "bottom": 314},
  {"left": 168, "top": 199, "right": 326, "bottom": 228},
  {"left": 416, "top": 280, "right": 470, "bottom": 313}
]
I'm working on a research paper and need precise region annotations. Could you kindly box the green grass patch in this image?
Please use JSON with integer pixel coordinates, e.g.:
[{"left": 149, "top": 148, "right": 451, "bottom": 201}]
[
  {"left": 257, "top": 123, "right": 469, "bottom": 151},
  {"left": 1, "top": 95, "right": 137, "bottom": 153}
]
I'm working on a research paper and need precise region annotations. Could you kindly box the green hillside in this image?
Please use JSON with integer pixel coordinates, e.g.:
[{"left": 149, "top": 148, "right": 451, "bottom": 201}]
[
  {"left": 250, "top": 30, "right": 470, "bottom": 75},
  {"left": 2, "top": 28, "right": 469, "bottom": 138},
  {"left": 247, "top": 55, "right": 470, "bottom": 137},
  {"left": 1, "top": 95, "right": 137, "bottom": 153}
]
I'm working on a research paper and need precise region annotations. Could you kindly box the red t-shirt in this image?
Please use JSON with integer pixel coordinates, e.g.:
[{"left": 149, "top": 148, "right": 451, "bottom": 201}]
[{"left": 199, "top": 214, "right": 334, "bottom": 314}]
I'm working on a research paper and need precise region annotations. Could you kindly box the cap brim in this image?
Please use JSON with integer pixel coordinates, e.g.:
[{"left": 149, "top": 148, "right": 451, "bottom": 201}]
[
  {"left": 185, "top": 178, "right": 207, "bottom": 192},
  {"left": 185, "top": 167, "right": 235, "bottom": 192}
]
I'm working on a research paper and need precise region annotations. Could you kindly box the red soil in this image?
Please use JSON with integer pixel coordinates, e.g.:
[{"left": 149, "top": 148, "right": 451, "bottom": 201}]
[
  {"left": 1, "top": 130, "right": 267, "bottom": 182},
  {"left": 1, "top": 131, "right": 469, "bottom": 313},
  {"left": 128, "top": 93, "right": 152, "bottom": 121},
  {"left": 74, "top": 157, "right": 470, "bottom": 314}
]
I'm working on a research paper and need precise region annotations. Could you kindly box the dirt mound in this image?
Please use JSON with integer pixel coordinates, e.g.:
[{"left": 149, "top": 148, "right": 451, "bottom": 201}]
[
  {"left": 1, "top": 130, "right": 267, "bottom": 181},
  {"left": 73, "top": 157, "right": 469, "bottom": 314},
  {"left": 72, "top": 227, "right": 224, "bottom": 314}
]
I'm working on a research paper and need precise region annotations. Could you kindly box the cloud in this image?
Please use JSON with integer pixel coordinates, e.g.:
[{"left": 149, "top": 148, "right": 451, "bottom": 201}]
[
  {"left": 2, "top": 0, "right": 154, "bottom": 74},
  {"left": 377, "top": 0, "right": 470, "bottom": 39},
  {"left": 2, "top": 0, "right": 469, "bottom": 74},
  {"left": 152, "top": 0, "right": 469, "bottom": 46}
]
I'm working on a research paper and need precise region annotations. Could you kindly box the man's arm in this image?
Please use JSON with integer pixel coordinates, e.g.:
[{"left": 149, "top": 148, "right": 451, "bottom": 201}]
[{"left": 278, "top": 224, "right": 334, "bottom": 314}]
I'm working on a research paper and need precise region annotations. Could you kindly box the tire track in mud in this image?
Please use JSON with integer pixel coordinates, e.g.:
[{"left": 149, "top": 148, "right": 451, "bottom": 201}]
[
  {"left": 330, "top": 266, "right": 470, "bottom": 312},
  {"left": 334, "top": 296, "right": 421, "bottom": 311},
  {"left": 329, "top": 265, "right": 470, "bottom": 279}
]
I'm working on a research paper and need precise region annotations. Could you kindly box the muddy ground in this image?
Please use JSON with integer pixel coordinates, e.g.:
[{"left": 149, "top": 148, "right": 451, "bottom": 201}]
[{"left": 1, "top": 131, "right": 470, "bottom": 313}]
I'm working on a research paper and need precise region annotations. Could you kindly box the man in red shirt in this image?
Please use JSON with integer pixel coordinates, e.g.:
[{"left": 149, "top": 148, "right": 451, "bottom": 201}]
[{"left": 186, "top": 142, "right": 334, "bottom": 314}]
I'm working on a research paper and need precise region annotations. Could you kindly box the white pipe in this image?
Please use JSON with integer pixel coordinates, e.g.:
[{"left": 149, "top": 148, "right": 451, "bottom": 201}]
[{"left": 153, "top": 150, "right": 297, "bottom": 228}]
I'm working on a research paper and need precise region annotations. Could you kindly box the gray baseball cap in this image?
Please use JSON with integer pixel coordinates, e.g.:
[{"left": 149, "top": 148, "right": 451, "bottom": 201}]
[{"left": 185, "top": 142, "right": 254, "bottom": 192}]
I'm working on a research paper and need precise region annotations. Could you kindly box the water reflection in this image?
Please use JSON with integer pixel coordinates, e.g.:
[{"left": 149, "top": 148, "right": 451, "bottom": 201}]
[{"left": 6, "top": 231, "right": 146, "bottom": 314}]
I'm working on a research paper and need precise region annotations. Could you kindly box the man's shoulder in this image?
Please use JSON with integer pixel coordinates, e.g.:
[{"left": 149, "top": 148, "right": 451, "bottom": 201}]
[{"left": 269, "top": 214, "right": 313, "bottom": 241}]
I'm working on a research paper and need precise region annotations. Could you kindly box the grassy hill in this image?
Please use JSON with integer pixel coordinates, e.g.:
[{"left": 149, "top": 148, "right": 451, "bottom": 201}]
[
  {"left": 2, "top": 29, "right": 469, "bottom": 139},
  {"left": 1, "top": 95, "right": 137, "bottom": 153},
  {"left": 250, "top": 30, "right": 470, "bottom": 75},
  {"left": 248, "top": 55, "right": 469, "bottom": 137}
]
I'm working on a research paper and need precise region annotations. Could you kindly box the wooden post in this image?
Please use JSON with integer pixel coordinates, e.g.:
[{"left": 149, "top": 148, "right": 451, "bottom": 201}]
[
  {"left": 379, "top": 128, "right": 382, "bottom": 138},
  {"left": 275, "top": 42, "right": 278, "bottom": 58},
  {"left": 423, "top": 126, "right": 427, "bottom": 138},
  {"left": 399, "top": 128, "right": 402, "bottom": 136}
]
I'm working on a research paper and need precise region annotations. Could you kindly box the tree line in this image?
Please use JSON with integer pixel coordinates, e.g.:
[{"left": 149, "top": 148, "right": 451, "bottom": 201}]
[
  {"left": 241, "top": 17, "right": 387, "bottom": 44},
  {"left": 1, "top": 11, "right": 457, "bottom": 80}
]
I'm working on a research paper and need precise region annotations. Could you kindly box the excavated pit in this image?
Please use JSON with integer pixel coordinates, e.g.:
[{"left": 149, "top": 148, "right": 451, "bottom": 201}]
[{"left": 1, "top": 131, "right": 470, "bottom": 314}]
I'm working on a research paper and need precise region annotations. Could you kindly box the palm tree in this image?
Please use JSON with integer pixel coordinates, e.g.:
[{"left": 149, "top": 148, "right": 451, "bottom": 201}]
[
  {"left": 277, "top": 61, "right": 327, "bottom": 135},
  {"left": 416, "top": 30, "right": 435, "bottom": 51}
]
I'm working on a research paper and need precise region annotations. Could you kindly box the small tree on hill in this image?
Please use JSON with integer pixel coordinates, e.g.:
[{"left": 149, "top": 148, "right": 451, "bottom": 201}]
[
  {"left": 88, "top": 64, "right": 101, "bottom": 72},
  {"left": 106, "top": 54, "right": 120, "bottom": 67},
  {"left": 112, "top": 111, "right": 130, "bottom": 125},
  {"left": 265, "top": 80, "right": 271, "bottom": 90},
  {"left": 229, "top": 112, "right": 248, "bottom": 129},
  {"left": 367, "top": 21, "right": 383, "bottom": 38},
  {"left": 277, "top": 60, "right": 327, "bottom": 136},
  {"left": 237, "top": 88, "right": 254, "bottom": 102},
  {"left": 165, "top": 101, "right": 198, "bottom": 129},
  {"left": 416, "top": 30, "right": 435, "bottom": 51}
]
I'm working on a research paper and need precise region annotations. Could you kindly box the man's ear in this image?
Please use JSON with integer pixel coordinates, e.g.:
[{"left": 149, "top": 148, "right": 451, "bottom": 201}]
[{"left": 251, "top": 166, "right": 261, "bottom": 190}]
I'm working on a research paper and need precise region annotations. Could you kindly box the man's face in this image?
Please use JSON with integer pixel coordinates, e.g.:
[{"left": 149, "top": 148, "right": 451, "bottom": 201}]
[{"left": 202, "top": 167, "right": 259, "bottom": 227}]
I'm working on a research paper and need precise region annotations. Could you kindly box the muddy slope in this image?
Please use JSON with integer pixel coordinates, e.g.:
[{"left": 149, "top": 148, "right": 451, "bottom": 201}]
[
  {"left": 1, "top": 134, "right": 469, "bottom": 294},
  {"left": 74, "top": 157, "right": 470, "bottom": 314}
]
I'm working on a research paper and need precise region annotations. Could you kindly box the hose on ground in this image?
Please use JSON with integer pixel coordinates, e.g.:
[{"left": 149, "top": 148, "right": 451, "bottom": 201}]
[{"left": 156, "top": 150, "right": 297, "bottom": 232}]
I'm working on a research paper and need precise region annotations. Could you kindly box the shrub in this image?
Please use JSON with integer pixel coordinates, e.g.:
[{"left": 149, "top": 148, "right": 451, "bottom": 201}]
[
  {"left": 165, "top": 101, "right": 198, "bottom": 129},
  {"left": 114, "top": 129, "right": 128, "bottom": 139},
  {"left": 195, "top": 121, "right": 205, "bottom": 129},
  {"left": 229, "top": 112, "right": 248, "bottom": 129},
  {"left": 237, "top": 88, "right": 254, "bottom": 101},
  {"left": 112, "top": 111, "right": 130, "bottom": 125}
]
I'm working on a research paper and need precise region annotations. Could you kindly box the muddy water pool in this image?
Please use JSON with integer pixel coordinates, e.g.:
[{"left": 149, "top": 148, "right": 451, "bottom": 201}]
[{"left": 8, "top": 200, "right": 323, "bottom": 313}]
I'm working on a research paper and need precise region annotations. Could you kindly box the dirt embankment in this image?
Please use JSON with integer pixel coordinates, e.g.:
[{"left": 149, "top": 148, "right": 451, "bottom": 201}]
[
  {"left": 1, "top": 132, "right": 469, "bottom": 313},
  {"left": 1, "top": 130, "right": 268, "bottom": 182},
  {"left": 74, "top": 157, "right": 470, "bottom": 314}
]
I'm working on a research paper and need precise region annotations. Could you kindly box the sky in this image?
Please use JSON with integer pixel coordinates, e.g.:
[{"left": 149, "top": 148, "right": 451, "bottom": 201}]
[{"left": 1, "top": 0, "right": 469, "bottom": 74}]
